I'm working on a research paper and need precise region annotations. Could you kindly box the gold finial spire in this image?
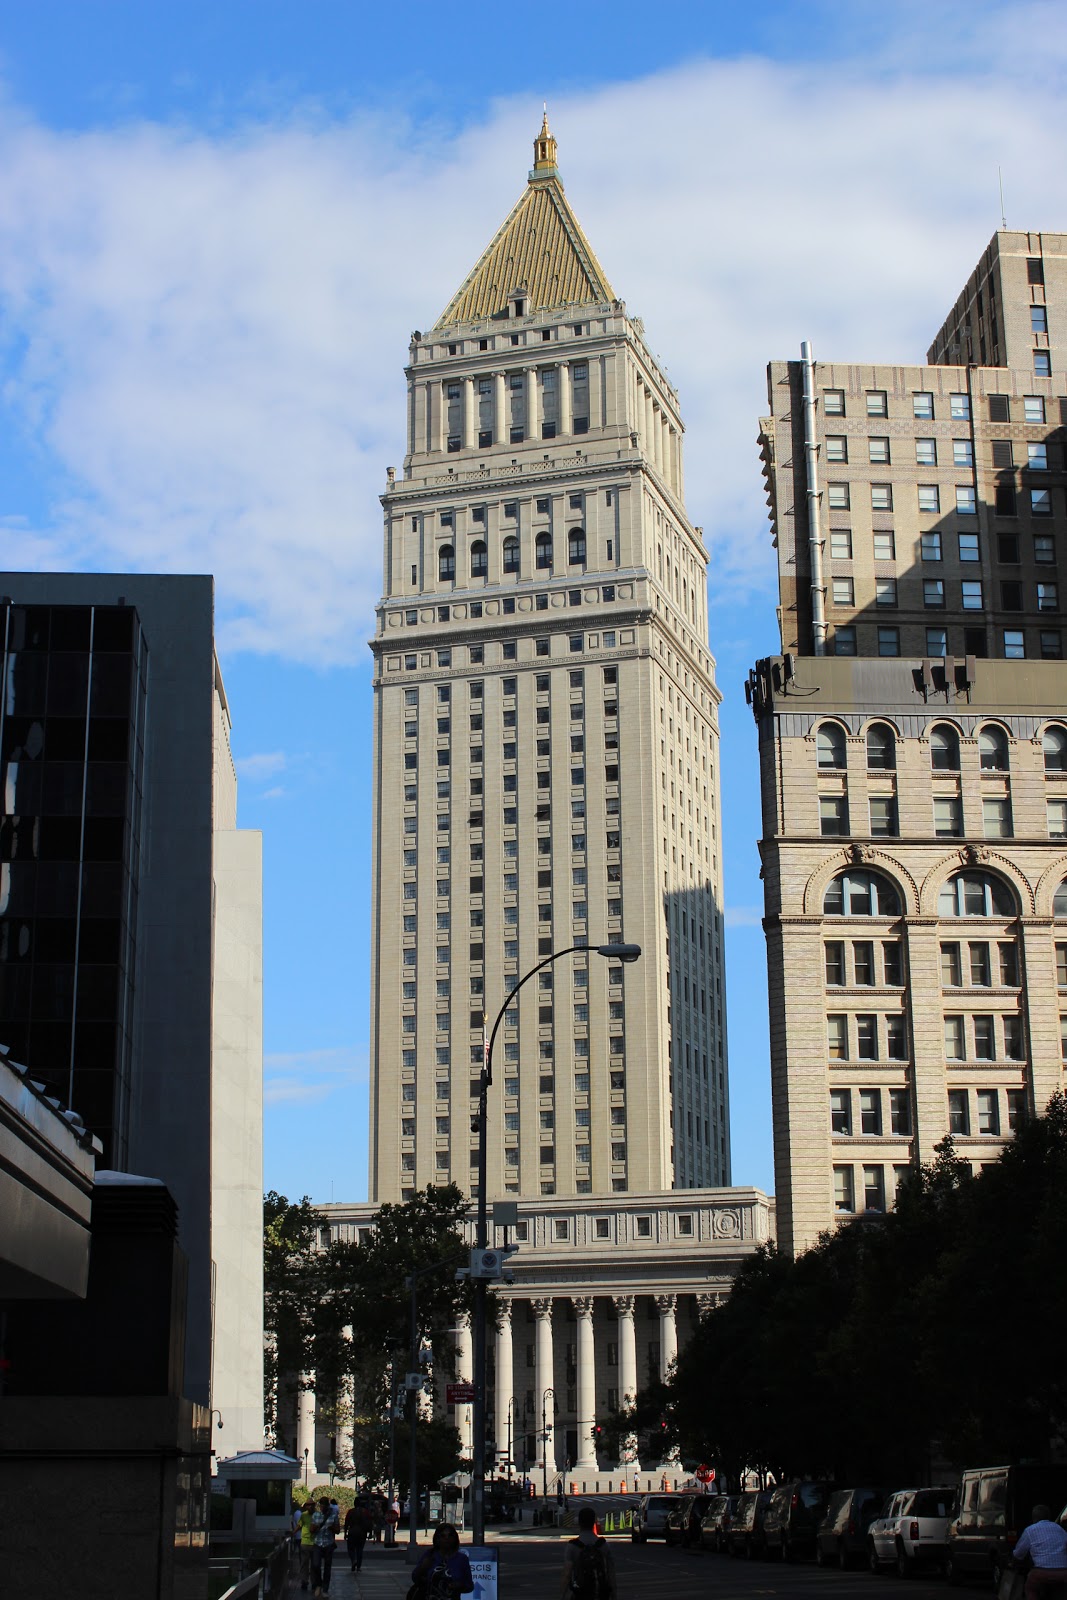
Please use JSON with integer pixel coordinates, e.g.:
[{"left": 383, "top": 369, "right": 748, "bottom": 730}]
[{"left": 532, "top": 108, "right": 558, "bottom": 175}]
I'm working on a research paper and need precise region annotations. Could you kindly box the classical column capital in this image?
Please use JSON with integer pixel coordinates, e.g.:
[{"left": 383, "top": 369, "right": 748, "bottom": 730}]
[
  {"left": 572, "top": 1295, "right": 595, "bottom": 1318},
  {"left": 495, "top": 1298, "right": 513, "bottom": 1327},
  {"left": 612, "top": 1294, "right": 637, "bottom": 1318},
  {"left": 531, "top": 1296, "right": 553, "bottom": 1321},
  {"left": 695, "top": 1291, "right": 721, "bottom": 1316},
  {"left": 654, "top": 1294, "right": 677, "bottom": 1316}
]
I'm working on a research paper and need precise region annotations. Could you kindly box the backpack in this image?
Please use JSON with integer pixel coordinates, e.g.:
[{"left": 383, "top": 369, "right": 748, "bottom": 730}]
[{"left": 568, "top": 1537, "right": 608, "bottom": 1600}]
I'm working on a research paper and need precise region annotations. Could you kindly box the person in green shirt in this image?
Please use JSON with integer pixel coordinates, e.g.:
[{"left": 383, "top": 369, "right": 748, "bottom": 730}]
[{"left": 297, "top": 1500, "right": 316, "bottom": 1591}]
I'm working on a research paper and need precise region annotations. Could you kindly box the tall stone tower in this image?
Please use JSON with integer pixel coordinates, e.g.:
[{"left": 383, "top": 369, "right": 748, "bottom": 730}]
[{"left": 368, "top": 119, "right": 730, "bottom": 1206}]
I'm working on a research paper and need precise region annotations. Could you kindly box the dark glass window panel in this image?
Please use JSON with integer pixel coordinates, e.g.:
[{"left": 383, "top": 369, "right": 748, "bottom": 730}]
[
  {"left": 68, "top": 1066, "right": 117, "bottom": 1129},
  {"left": 2, "top": 862, "right": 38, "bottom": 914},
  {"left": 87, "top": 719, "right": 129, "bottom": 761},
  {"left": 82, "top": 817, "right": 125, "bottom": 861},
  {"left": 85, "top": 763, "right": 129, "bottom": 816},
  {"left": 31, "top": 918, "right": 78, "bottom": 961},
  {"left": 75, "top": 964, "right": 120, "bottom": 1020},
  {"left": 2, "top": 718, "right": 47, "bottom": 763},
  {"left": 23, "top": 1019, "right": 71, "bottom": 1072},
  {"left": 6, "top": 607, "right": 52, "bottom": 650},
  {"left": 75, "top": 918, "right": 121, "bottom": 963},
  {"left": 45, "top": 653, "right": 90, "bottom": 717},
  {"left": 91, "top": 608, "right": 135, "bottom": 652},
  {"left": 34, "top": 861, "right": 80, "bottom": 914},
  {"left": 8, "top": 653, "right": 49, "bottom": 714},
  {"left": 89, "top": 654, "right": 133, "bottom": 717},
  {"left": 1, "top": 818, "right": 35, "bottom": 861},
  {"left": 39, "top": 817, "right": 82, "bottom": 860},
  {"left": 70, "top": 1019, "right": 119, "bottom": 1071},
  {"left": 3, "top": 761, "right": 41, "bottom": 815},
  {"left": 47, "top": 608, "right": 92, "bottom": 650},
  {"left": 30, "top": 962, "right": 77, "bottom": 1021},
  {"left": 0, "top": 964, "right": 32, "bottom": 1021},
  {"left": 80, "top": 862, "right": 125, "bottom": 915},
  {"left": 40, "top": 763, "right": 86, "bottom": 814},
  {"left": 41, "top": 719, "right": 87, "bottom": 760}
]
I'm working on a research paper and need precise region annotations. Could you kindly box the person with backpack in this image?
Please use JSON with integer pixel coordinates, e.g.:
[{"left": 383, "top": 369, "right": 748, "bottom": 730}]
[
  {"left": 561, "top": 1506, "right": 616, "bottom": 1600},
  {"left": 344, "top": 1496, "right": 374, "bottom": 1573}
]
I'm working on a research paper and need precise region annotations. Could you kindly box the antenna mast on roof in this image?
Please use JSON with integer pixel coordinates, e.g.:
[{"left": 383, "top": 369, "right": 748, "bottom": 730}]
[{"left": 998, "top": 166, "right": 1007, "bottom": 230}]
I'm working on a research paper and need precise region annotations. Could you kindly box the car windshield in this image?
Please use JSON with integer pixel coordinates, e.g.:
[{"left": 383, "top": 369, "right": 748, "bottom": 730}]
[
  {"left": 647, "top": 1497, "right": 675, "bottom": 1511},
  {"left": 800, "top": 1485, "right": 827, "bottom": 1506}
]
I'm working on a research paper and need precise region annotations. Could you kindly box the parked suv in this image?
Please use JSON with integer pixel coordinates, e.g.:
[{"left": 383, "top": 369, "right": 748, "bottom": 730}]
[
  {"left": 665, "top": 1493, "right": 713, "bottom": 1547},
  {"left": 816, "top": 1487, "right": 886, "bottom": 1569},
  {"left": 727, "top": 1489, "right": 774, "bottom": 1558},
  {"left": 762, "top": 1480, "right": 833, "bottom": 1561},
  {"left": 631, "top": 1492, "right": 682, "bottom": 1543},
  {"left": 700, "top": 1495, "right": 740, "bottom": 1553},
  {"left": 946, "top": 1465, "right": 1067, "bottom": 1587},
  {"left": 868, "top": 1487, "right": 954, "bottom": 1575}
]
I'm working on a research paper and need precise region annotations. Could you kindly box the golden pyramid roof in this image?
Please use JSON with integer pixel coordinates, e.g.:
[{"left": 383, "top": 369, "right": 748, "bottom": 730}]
[{"left": 433, "top": 118, "right": 616, "bottom": 330}]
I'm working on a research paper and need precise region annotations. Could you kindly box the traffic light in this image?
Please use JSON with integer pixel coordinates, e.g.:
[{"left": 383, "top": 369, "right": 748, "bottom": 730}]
[{"left": 590, "top": 1423, "right": 603, "bottom": 1443}]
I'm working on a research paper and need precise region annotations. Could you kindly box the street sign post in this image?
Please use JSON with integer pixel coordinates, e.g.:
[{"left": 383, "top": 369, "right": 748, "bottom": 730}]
[
  {"left": 695, "top": 1464, "right": 716, "bottom": 1484},
  {"left": 447, "top": 1382, "right": 476, "bottom": 1404}
]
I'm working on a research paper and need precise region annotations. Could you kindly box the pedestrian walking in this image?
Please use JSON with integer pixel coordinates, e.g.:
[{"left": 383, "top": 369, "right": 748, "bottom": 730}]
[
  {"left": 344, "top": 1496, "right": 373, "bottom": 1573},
  {"left": 560, "top": 1506, "right": 616, "bottom": 1600},
  {"left": 411, "top": 1522, "right": 474, "bottom": 1600},
  {"left": 310, "top": 1494, "right": 340, "bottom": 1597},
  {"left": 1012, "top": 1505, "right": 1067, "bottom": 1600},
  {"left": 298, "top": 1499, "right": 316, "bottom": 1592}
]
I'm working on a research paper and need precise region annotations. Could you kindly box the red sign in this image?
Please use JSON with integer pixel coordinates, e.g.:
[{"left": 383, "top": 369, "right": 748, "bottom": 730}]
[
  {"left": 695, "top": 1465, "right": 716, "bottom": 1483},
  {"left": 447, "top": 1381, "right": 476, "bottom": 1404}
]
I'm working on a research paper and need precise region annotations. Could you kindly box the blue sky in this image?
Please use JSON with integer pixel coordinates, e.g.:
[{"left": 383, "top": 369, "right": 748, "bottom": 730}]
[{"left": 2, "top": 0, "right": 1066, "bottom": 1204}]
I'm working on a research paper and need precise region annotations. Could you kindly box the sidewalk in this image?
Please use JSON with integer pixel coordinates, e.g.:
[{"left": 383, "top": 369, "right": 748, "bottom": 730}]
[{"left": 286, "top": 1528, "right": 569, "bottom": 1598}]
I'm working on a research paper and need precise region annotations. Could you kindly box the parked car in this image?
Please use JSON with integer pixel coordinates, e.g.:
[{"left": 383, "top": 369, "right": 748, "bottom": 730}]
[
  {"left": 868, "top": 1486, "right": 955, "bottom": 1576},
  {"left": 631, "top": 1492, "right": 682, "bottom": 1543},
  {"left": 700, "top": 1494, "right": 740, "bottom": 1553},
  {"left": 665, "top": 1493, "right": 713, "bottom": 1547},
  {"left": 727, "top": 1488, "right": 774, "bottom": 1558},
  {"left": 946, "top": 1465, "right": 1067, "bottom": 1587},
  {"left": 816, "top": 1486, "right": 886, "bottom": 1569},
  {"left": 762, "top": 1479, "right": 833, "bottom": 1561}
]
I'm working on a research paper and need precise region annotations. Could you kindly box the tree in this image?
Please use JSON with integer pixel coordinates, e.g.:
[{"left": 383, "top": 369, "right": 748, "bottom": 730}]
[
  {"left": 263, "top": 1190, "right": 324, "bottom": 1440},
  {"left": 264, "top": 1184, "right": 480, "bottom": 1458}
]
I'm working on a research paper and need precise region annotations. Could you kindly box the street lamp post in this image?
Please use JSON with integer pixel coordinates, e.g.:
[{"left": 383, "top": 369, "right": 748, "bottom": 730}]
[
  {"left": 470, "top": 942, "right": 640, "bottom": 1546},
  {"left": 540, "top": 1386, "right": 556, "bottom": 1502}
]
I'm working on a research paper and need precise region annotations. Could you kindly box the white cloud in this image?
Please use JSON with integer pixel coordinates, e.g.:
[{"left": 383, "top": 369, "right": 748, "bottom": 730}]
[
  {"left": 724, "top": 906, "right": 764, "bottom": 929},
  {"left": 264, "top": 1043, "right": 368, "bottom": 1104},
  {"left": 234, "top": 750, "right": 287, "bottom": 780},
  {"left": 0, "top": 14, "right": 1065, "bottom": 663}
]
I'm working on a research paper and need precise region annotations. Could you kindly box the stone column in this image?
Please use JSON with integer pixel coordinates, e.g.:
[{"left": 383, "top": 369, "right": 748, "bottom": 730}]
[
  {"left": 613, "top": 1296, "right": 641, "bottom": 1471},
  {"left": 558, "top": 361, "right": 572, "bottom": 435},
  {"left": 462, "top": 376, "right": 476, "bottom": 450},
  {"left": 494, "top": 1300, "right": 514, "bottom": 1474},
  {"left": 654, "top": 1296, "right": 680, "bottom": 1474},
  {"left": 572, "top": 1296, "right": 597, "bottom": 1471},
  {"left": 525, "top": 368, "right": 539, "bottom": 441},
  {"left": 494, "top": 371, "right": 507, "bottom": 445},
  {"left": 655, "top": 1294, "right": 678, "bottom": 1378},
  {"left": 532, "top": 1297, "right": 554, "bottom": 1477},
  {"left": 296, "top": 1375, "right": 317, "bottom": 1479},
  {"left": 454, "top": 1316, "right": 473, "bottom": 1458}
]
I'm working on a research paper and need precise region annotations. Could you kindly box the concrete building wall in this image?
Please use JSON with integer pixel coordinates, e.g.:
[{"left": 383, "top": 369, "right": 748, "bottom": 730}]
[{"left": 753, "top": 228, "right": 1067, "bottom": 1253}]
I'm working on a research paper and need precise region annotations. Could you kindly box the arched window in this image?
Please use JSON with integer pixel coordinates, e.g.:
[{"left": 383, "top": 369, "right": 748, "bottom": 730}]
[
  {"left": 470, "top": 540, "right": 487, "bottom": 578},
  {"left": 978, "top": 724, "right": 1010, "bottom": 772},
  {"left": 816, "top": 723, "right": 847, "bottom": 770},
  {"left": 1042, "top": 725, "right": 1067, "bottom": 772},
  {"left": 866, "top": 723, "right": 896, "bottom": 771},
  {"left": 568, "top": 528, "right": 586, "bottom": 565},
  {"left": 535, "top": 532, "right": 552, "bottom": 570},
  {"left": 438, "top": 544, "right": 455, "bottom": 582},
  {"left": 930, "top": 724, "right": 960, "bottom": 771},
  {"left": 502, "top": 537, "right": 519, "bottom": 574},
  {"left": 823, "top": 869, "right": 901, "bottom": 917},
  {"left": 938, "top": 871, "right": 1016, "bottom": 918},
  {"left": 1054, "top": 879, "right": 1067, "bottom": 918}
]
